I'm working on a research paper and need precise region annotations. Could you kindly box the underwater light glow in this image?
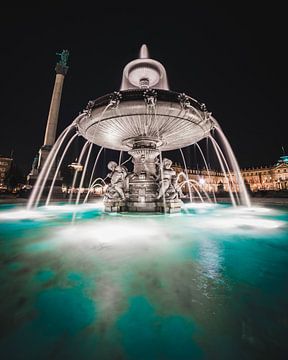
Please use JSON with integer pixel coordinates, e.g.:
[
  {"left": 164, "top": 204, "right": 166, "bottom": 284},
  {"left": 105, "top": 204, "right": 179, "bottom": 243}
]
[
  {"left": 0, "top": 209, "right": 46, "bottom": 221},
  {"left": 59, "top": 221, "right": 165, "bottom": 246},
  {"left": 0, "top": 200, "right": 287, "bottom": 359},
  {"left": 183, "top": 202, "right": 216, "bottom": 209},
  {"left": 198, "top": 217, "right": 282, "bottom": 230},
  {"left": 43, "top": 202, "right": 105, "bottom": 212}
]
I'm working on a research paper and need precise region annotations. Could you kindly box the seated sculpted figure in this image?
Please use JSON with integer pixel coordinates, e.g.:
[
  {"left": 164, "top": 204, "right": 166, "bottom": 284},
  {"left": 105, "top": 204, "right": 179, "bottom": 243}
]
[
  {"left": 156, "top": 158, "right": 178, "bottom": 200},
  {"left": 105, "top": 161, "right": 127, "bottom": 200}
]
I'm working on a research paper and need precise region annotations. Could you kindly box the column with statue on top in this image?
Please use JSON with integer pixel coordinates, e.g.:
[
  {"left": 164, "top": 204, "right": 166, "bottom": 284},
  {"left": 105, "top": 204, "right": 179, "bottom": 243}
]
[{"left": 27, "top": 50, "right": 69, "bottom": 190}]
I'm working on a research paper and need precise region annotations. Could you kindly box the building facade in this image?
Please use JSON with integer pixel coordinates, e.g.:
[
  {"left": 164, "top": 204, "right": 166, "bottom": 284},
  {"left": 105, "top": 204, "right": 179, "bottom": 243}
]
[
  {"left": 173, "top": 164, "right": 228, "bottom": 194},
  {"left": 241, "top": 156, "right": 288, "bottom": 192},
  {"left": 0, "top": 156, "right": 13, "bottom": 188},
  {"left": 173, "top": 155, "right": 288, "bottom": 195}
]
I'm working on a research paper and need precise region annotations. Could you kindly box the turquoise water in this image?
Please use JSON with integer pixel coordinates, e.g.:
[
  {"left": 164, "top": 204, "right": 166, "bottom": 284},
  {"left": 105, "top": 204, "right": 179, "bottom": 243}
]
[{"left": 0, "top": 202, "right": 288, "bottom": 359}]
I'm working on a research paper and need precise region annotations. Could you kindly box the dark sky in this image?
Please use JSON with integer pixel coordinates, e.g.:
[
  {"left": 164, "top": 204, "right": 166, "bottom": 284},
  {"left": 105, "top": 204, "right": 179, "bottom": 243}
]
[{"left": 0, "top": 4, "right": 286, "bottom": 174}]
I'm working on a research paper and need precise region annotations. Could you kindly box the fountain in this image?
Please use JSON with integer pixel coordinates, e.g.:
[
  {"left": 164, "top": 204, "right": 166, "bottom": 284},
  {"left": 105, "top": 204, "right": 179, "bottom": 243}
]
[
  {"left": 1, "top": 46, "right": 288, "bottom": 360},
  {"left": 27, "top": 45, "right": 250, "bottom": 212}
]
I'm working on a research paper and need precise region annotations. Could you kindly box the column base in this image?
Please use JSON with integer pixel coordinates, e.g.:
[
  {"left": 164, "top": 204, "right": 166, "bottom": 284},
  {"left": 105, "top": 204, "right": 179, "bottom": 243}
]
[
  {"left": 156, "top": 199, "right": 183, "bottom": 213},
  {"left": 104, "top": 200, "right": 127, "bottom": 212}
]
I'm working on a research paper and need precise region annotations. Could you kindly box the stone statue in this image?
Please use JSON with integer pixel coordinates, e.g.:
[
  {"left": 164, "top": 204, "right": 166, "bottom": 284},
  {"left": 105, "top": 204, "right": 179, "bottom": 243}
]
[
  {"left": 56, "top": 50, "right": 69, "bottom": 67},
  {"left": 32, "top": 154, "right": 39, "bottom": 170},
  {"left": 105, "top": 161, "right": 127, "bottom": 200},
  {"left": 157, "top": 158, "right": 178, "bottom": 200}
]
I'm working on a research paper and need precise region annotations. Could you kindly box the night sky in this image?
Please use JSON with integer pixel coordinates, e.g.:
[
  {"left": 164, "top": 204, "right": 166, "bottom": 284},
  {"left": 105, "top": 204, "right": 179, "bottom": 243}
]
[{"left": 0, "top": 4, "right": 286, "bottom": 174}]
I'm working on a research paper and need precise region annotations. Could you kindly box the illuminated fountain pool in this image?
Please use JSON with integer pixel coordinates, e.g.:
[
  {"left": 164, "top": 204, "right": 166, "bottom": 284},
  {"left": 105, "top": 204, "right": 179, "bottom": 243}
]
[
  {"left": 1, "top": 46, "right": 287, "bottom": 359},
  {"left": 0, "top": 201, "right": 288, "bottom": 359}
]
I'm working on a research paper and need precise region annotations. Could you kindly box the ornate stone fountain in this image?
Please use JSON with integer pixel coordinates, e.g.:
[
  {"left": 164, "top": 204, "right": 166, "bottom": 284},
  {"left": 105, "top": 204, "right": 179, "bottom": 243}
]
[{"left": 76, "top": 45, "right": 214, "bottom": 212}]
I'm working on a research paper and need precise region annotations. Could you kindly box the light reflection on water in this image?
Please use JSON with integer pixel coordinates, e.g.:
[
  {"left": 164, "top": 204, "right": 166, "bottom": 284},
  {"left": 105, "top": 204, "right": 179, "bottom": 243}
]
[{"left": 0, "top": 202, "right": 287, "bottom": 359}]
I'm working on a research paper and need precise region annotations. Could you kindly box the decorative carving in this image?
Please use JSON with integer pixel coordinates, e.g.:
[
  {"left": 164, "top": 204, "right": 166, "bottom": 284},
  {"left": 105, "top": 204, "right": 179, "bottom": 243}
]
[
  {"left": 104, "top": 161, "right": 127, "bottom": 200},
  {"left": 85, "top": 100, "right": 95, "bottom": 117},
  {"left": 157, "top": 158, "right": 178, "bottom": 200},
  {"left": 143, "top": 89, "right": 157, "bottom": 107},
  {"left": 130, "top": 151, "right": 157, "bottom": 177},
  {"left": 200, "top": 103, "right": 207, "bottom": 112},
  {"left": 178, "top": 93, "right": 192, "bottom": 109},
  {"left": 56, "top": 50, "right": 69, "bottom": 67},
  {"left": 109, "top": 92, "right": 122, "bottom": 108},
  {"left": 32, "top": 154, "right": 39, "bottom": 170}
]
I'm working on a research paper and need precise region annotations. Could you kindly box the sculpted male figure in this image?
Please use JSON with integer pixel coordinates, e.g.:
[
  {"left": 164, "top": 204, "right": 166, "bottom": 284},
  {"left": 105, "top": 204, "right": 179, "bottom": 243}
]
[
  {"left": 106, "top": 161, "right": 127, "bottom": 200},
  {"left": 157, "top": 158, "right": 178, "bottom": 200}
]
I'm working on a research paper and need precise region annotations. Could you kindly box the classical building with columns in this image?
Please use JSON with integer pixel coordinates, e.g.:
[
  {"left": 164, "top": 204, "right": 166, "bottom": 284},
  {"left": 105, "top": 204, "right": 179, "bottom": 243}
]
[
  {"left": 0, "top": 155, "right": 13, "bottom": 188},
  {"left": 241, "top": 155, "right": 288, "bottom": 192},
  {"left": 173, "top": 164, "right": 228, "bottom": 194},
  {"left": 173, "top": 155, "right": 288, "bottom": 195}
]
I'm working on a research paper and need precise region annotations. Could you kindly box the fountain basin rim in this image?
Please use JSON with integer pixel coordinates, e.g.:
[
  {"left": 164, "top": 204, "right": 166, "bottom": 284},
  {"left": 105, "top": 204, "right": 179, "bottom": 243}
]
[
  {"left": 77, "top": 88, "right": 214, "bottom": 151},
  {"left": 85, "top": 89, "right": 205, "bottom": 111},
  {"left": 79, "top": 113, "right": 212, "bottom": 151}
]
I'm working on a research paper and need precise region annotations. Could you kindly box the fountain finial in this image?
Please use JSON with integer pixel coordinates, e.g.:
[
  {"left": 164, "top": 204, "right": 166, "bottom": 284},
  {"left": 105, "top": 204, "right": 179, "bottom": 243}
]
[
  {"left": 139, "top": 44, "right": 149, "bottom": 59},
  {"left": 120, "top": 45, "right": 169, "bottom": 90}
]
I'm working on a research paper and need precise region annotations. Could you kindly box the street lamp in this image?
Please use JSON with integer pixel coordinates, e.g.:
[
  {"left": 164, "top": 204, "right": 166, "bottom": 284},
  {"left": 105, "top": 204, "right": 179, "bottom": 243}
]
[{"left": 199, "top": 178, "right": 205, "bottom": 186}]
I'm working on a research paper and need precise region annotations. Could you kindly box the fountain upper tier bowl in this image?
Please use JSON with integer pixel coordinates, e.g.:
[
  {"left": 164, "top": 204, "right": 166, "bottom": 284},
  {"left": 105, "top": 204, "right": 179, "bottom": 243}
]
[{"left": 77, "top": 89, "right": 214, "bottom": 151}]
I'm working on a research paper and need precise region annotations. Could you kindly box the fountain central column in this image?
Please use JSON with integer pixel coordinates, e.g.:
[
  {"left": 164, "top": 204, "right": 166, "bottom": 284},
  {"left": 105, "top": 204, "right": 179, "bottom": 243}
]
[
  {"left": 103, "top": 136, "right": 183, "bottom": 213},
  {"left": 126, "top": 139, "right": 160, "bottom": 211}
]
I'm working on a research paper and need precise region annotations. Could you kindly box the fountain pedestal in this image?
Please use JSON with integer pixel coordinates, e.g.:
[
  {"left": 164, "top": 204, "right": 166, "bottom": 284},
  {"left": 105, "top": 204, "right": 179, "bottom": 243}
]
[
  {"left": 104, "top": 200, "right": 126, "bottom": 213},
  {"left": 104, "top": 139, "right": 182, "bottom": 213},
  {"left": 126, "top": 173, "right": 158, "bottom": 212},
  {"left": 126, "top": 144, "right": 159, "bottom": 211}
]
